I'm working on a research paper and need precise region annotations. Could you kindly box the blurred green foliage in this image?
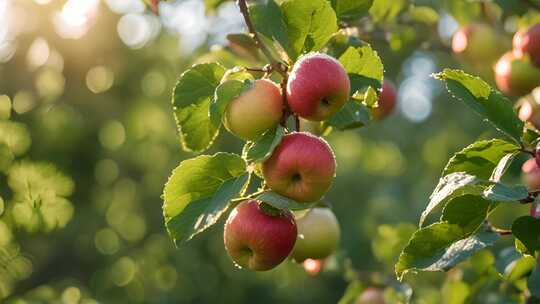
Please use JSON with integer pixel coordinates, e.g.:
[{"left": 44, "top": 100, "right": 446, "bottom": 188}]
[{"left": 0, "top": 0, "right": 539, "bottom": 303}]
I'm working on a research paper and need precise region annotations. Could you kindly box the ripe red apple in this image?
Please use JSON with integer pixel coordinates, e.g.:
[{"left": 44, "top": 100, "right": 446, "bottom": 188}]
[
  {"left": 494, "top": 52, "right": 540, "bottom": 96},
  {"left": 291, "top": 207, "right": 340, "bottom": 262},
  {"left": 262, "top": 132, "right": 336, "bottom": 202},
  {"left": 372, "top": 80, "right": 397, "bottom": 120},
  {"left": 223, "top": 79, "right": 283, "bottom": 141},
  {"left": 302, "top": 258, "right": 323, "bottom": 276},
  {"left": 356, "top": 288, "right": 386, "bottom": 304},
  {"left": 287, "top": 53, "right": 350, "bottom": 121},
  {"left": 513, "top": 23, "right": 540, "bottom": 68},
  {"left": 223, "top": 200, "right": 297, "bottom": 271},
  {"left": 452, "top": 23, "right": 506, "bottom": 64},
  {"left": 522, "top": 158, "right": 540, "bottom": 191}
]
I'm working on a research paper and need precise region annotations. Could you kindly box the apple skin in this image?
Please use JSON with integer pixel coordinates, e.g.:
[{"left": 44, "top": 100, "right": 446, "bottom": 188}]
[
  {"left": 372, "top": 80, "right": 397, "bottom": 120},
  {"left": 291, "top": 207, "right": 340, "bottom": 262},
  {"left": 262, "top": 132, "right": 336, "bottom": 202},
  {"left": 522, "top": 158, "right": 540, "bottom": 191},
  {"left": 452, "top": 23, "right": 505, "bottom": 64},
  {"left": 287, "top": 53, "right": 351, "bottom": 121},
  {"left": 223, "top": 200, "right": 297, "bottom": 271},
  {"left": 513, "top": 23, "right": 540, "bottom": 68},
  {"left": 223, "top": 79, "right": 283, "bottom": 141},
  {"left": 494, "top": 52, "right": 540, "bottom": 96},
  {"left": 356, "top": 288, "right": 386, "bottom": 304}
]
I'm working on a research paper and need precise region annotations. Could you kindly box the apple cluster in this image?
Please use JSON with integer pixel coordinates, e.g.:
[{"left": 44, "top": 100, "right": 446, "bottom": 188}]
[{"left": 222, "top": 52, "right": 357, "bottom": 271}]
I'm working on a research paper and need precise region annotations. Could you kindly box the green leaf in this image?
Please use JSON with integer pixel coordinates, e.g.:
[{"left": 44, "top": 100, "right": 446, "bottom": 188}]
[
  {"left": 441, "top": 195, "right": 491, "bottom": 234},
  {"left": 249, "top": 0, "right": 292, "bottom": 57},
  {"left": 434, "top": 69, "right": 524, "bottom": 143},
  {"left": 420, "top": 172, "right": 529, "bottom": 227},
  {"left": 512, "top": 216, "right": 540, "bottom": 253},
  {"left": 330, "top": 0, "right": 373, "bottom": 21},
  {"left": 0, "top": 95, "right": 11, "bottom": 120},
  {"left": 326, "top": 101, "right": 370, "bottom": 130},
  {"left": 529, "top": 262, "right": 540, "bottom": 298},
  {"left": 495, "top": 247, "right": 536, "bottom": 282},
  {"left": 408, "top": 6, "right": 439, "bottom": 25},
  {"left": 369, "top": 0, "right": 407, "bottom": 23},
  {"left": 337, "top": 281, "right": 364, "bottom": 304},
  {"left": 339, "top": 46, "right": 384, "bottom": 93},
  {"left": 256, "top": 191, "right": 317, "bottom": 210},
  {"left": 226, "top": 34, "right": 260, "bottom": 61},
  {"left": 243, "top": 126, "right": 285, "bottom": 163},
  {"left": 209, "top": 80, "right": 253, "bottom": 128},
  {"left": 442, "top": 281, "right": 470, "bottom": 304},
  {"left": 444, "top": 0, "right": 482, "bottom": 25},
  {"left": 8, "top": 161, "right": 75, "bottom": 197},
  {"left": 163, "top": 153, "right": 248, "bottom": 244},
  {"left": 0, "top": 121, "right": 31, "bottom": 156},
  {"left": 172, "top": 63, "right": 226, "bottom": 152},
  {"left": 281, "top": 0, "right": 338, "bottom": 59},
  {"left": 396, "top": 223, "right": 499, "bottom": 280},
  {"left": 442, "top": 139, "right": 519, "bottom": 181}
]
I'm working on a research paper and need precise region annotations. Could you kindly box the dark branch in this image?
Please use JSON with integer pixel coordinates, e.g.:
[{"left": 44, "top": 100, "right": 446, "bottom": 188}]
[
  {"left": 522, "top": 0, "right": 540, "bottom": 11},
  {"left": 236, "top": 0, "right": 287, "bottom": 78}
]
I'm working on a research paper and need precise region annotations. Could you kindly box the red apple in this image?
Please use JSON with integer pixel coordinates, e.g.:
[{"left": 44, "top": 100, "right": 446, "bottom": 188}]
[
  {"left": 513, "top": 23, "right": 540, "bottom": 68},
  {"left": 262, "top": 132, "right": 336, "bottom": 202},
  {"left": 356, "top": 288, "right": 386, "bottom": 304},
  {"left": 287, "top": 53, "right": 350, "bottom": 121},
  {"left": 494, "top": 52, "right": 540, "bottom": 96},
  {"left": 452, "top": 23, "right": 506, "bottom": 64},
  {"left": 223, "top": 79, "right": 283, "bottom": 141},
  {"left": 291, "top": 207, "right": 340, "bottom": 262},
  {"left": 372, "top": 80, "right": 397, "bottom": 120},
  {"left": 522, "top": 158, "right": 540, "bottom": 191},
  {"left": 223, "top": 200, "right": 297, "bottom": 271}
]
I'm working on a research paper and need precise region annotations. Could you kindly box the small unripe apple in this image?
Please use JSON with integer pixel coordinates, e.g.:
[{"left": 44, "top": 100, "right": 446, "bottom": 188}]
[
  {"left": 299, "top": 118, "right": 324, "bottom": 135},
  {"left": 356, "top": 288, "right": 386, "bottom": 304},
  {"left": 372, "top": 80, "right": 397, "bottom": 120},
  {"left": 223, "top": 200, "right": 297, "bottom": 271},
  {"left": 262, "top": 132, "right": 336, "bottom": 202},
  {"left": 223, "top": 79, "right": 283, "bottom": 141},
  {"left": 302, "top": 258, "right": 323, "bottom": 276},
  {"left": 452, "top": 23, "right": 506, "bottom": 64},
  {"left": 291, "top": 207, "right": 340, "bottom": 262},
  {"left": 513, "top": 23, "right": 540, "bottom": 68},
  {"left": 287, "top": 53, "right": 350, "bottom": 121},
  {"left": 518, "top": 96, "right": 540, "bottom": 130},
  {"left": 494, "top": 52, "right": 540, "bottom": 96},
  {"left": 522, "top": 158, "right": 540, "bottom": 191}
]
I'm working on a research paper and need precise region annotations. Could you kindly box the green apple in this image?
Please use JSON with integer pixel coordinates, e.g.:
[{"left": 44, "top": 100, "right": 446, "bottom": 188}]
[{"left": 291, "top": 207, "right": 340, "bottom": 262}]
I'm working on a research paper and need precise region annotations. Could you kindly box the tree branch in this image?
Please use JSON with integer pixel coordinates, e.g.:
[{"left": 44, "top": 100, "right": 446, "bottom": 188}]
[{"left": 236, "top": 0, "right": 287, "bottom": 78}]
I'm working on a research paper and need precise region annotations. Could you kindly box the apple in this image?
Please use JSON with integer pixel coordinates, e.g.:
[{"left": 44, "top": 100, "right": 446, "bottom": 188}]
[
  {"left": 223, "top": 79, "right": 283, "bottom": 141},
  {"left": 494, "top": 52, "right": 540, "bottom": 96},
  {"left": 517, "top": 96, "right": 540, "bottom": 130},
  {"left": 302, "top": 258, "right": 323, "bottom": 276},
  {"left": 291, "top": 207, "right": 340, "bottom": 262},
  {"left": 262, "top": 132, "right": 336, "bottom": 202},
  {"left": 452, "top": 23, "right": 506, "bottom": 64},
  {"left": 522, "top": 158, "right": 540, "bottom": 191},
  {"left": 372, "top": 80, "right": 397, "bottom": 120},
  {"left": 513, "top": 23, "right": 540, "bottom": 68},
  {"left": 356, "top": 288, "right": 386, "bottom": 304},
  {"left": 287, "top": 53, "right": 351, "bottom": 121},
  {"left": 223, "top": 200, "right": 297, "bottom": 271}
]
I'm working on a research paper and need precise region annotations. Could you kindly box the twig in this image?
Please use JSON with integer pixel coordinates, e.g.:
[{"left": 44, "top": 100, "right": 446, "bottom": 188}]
[{"left": 236, "top": 0, "right": 287, "bottom": 78}]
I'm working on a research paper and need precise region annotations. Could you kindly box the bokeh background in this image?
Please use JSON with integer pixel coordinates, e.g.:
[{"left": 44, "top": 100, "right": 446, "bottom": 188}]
[{"left": 0, "top": 0, "right": 538, "bottom": 303}]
